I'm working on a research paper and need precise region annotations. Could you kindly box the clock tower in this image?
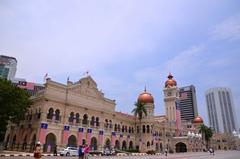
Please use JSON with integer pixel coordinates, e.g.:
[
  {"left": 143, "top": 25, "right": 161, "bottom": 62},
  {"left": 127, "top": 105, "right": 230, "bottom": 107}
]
[{"left": 163, "top": 73, "right": 180, "bottom": 122}]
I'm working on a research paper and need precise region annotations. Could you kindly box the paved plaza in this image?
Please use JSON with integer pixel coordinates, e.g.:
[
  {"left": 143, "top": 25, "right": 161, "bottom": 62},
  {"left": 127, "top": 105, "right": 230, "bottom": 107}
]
[{"left": 1, "top": 151, "right": 240, "bottom": 159}]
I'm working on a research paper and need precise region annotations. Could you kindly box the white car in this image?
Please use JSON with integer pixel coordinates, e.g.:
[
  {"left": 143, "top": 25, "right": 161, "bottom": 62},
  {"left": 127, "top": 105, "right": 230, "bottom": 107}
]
[{"left": 58, "top": 147, "right": 78, "bottom": 156}]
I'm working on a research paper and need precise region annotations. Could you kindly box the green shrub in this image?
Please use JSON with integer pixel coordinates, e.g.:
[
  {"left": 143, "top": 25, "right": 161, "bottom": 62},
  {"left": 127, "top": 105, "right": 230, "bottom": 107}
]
[{"left": 146, "top": 150, "right": 156, "bottom": 155}]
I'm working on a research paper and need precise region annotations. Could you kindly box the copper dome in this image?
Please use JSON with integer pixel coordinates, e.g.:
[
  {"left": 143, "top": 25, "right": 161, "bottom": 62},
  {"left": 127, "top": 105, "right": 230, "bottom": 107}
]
[
  {"left": 138, "top": 88, "right": 154, "bottom": 104},
  {"left": 193, "top": 116, "right": 204, "bottom": 124},
  {"left": 165, "top": 73, "right": 177, "bottom": 88}
]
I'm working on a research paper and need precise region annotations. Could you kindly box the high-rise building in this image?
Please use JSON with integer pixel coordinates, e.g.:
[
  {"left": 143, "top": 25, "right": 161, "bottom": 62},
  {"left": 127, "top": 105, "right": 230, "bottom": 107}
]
[
  {"left": 179, "top": 85, "right": 198, "bottom": 122},
  {"left": 205, "top": 87, "right": 237, "bottom": 133},
  {"left": 0, "top": 55, "right": 17, "bottom": 80}
]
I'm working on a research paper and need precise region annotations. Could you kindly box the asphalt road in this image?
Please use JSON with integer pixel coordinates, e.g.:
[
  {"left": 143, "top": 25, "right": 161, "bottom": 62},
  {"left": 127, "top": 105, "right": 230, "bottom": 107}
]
[{"left": 1, "top": 151, "right": 240, "bottom": 159}]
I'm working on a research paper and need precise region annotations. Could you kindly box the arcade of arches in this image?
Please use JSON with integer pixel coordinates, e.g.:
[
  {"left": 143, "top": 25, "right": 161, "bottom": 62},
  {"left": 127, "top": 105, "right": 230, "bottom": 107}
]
[{"left": 4, "top": 75, "right": 223, "bottom": 153}]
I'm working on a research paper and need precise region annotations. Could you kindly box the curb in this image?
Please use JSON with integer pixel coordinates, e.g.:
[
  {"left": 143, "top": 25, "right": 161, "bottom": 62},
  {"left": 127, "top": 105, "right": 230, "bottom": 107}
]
[{"left": 0, "top": 153, "right": 163, "bottom": 157}]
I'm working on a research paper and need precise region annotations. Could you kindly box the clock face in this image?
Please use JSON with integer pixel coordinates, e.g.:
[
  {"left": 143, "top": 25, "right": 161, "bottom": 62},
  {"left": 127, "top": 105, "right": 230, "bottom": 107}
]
[{"left": 167, "top": 91, "right": 172, "bottom": 96}]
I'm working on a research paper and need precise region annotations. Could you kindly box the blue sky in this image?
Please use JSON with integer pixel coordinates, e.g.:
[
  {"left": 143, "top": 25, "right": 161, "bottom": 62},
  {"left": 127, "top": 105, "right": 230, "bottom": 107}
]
[{"left": 1, "top": 0, "right": 240, "bottom": 128}]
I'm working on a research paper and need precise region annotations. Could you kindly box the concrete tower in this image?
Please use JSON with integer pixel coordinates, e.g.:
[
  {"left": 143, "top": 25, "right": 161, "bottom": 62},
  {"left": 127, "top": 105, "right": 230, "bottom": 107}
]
[
  {"left": 205, "top": 87, "right": 237, "bottom": 133},
  {"left": 179, "top": 85, "right": 198, "bottom": 122}
]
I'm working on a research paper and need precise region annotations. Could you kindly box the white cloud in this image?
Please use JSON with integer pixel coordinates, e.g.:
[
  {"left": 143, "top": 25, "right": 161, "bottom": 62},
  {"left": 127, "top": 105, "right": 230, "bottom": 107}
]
[
  {"left": 134, "top": 45, "right": 205, "bottom": 83},
  {"left": 211, "top": 14, "right": 240, "bottom": 41}
]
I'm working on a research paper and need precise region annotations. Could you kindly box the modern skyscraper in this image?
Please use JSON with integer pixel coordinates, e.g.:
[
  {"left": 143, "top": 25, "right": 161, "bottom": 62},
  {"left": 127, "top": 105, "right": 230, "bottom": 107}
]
[
  {"left": 205, "top": 87, "right": 237, "bottom": 133},
  {"left": 179, "top": 85, "right": 198, "bottom": 122},
  {"left": 0, "top": 55, "right": 17, "bottom": 80}
]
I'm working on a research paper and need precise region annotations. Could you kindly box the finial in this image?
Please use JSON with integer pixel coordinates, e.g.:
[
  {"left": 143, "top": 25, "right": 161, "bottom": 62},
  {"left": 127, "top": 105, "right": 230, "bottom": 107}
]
[
  {"left": 168, "top": 72, "right": 173, "bottom": 79},
  {"left": 144, "top": 85, "right": 146, "bottom": 92}
]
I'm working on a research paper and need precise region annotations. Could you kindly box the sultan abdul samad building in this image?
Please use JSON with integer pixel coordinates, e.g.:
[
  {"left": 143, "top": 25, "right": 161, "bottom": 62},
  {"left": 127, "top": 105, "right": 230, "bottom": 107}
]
[{"left": 4, "top": 74, "right": 205, "bottom": 153}]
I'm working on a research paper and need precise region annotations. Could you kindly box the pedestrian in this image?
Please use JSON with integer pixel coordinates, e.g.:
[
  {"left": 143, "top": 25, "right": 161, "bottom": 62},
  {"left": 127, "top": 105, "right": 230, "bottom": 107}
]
[
  {"left": 33, "top": 141, "right": 42, "bottom": 159},
  {"left": 212, "top": 148, "right": 215, "bottom": 155},
  {"left": 53, "top": 145, "right": 57, "bottom": 156},
  {"left": 47, "top": 144, "right": 51, "bottom": 153},
  {"left": 78, "top": 145, "right": 84, "bottom": 159},
  {"left": 84, "top": 144, "right": 90, "bottom": 159},
  {"left": 209, "top": 148, "right": 212, "bottom": 155},
  {"left": 165, "top": 148, "right": 168, "bottom": 156}
]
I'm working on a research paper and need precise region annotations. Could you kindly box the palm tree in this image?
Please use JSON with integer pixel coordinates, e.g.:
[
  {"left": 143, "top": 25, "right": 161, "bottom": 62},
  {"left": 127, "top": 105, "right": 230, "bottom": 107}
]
[
  {"left": 131, "top": 101, "right": 147, "bottom": 149},
  {"left": 199, "top": 124, "right": 213, "bottom": 149}
]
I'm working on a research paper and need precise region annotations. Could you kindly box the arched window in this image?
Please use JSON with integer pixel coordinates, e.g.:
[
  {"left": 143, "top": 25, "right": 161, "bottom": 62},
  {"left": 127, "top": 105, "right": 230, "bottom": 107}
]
[
  {"left": 122, "top": 125, "right": 124, "bottom": 132},
  {"left": 114, "top": 124, "right": 117, "bottom": 132},
  {"left": 55, "top": 109, "right": 60, "bottom": 121},
  {"left": 137, "top": 126, "right": 139, "bottom": 133},
  {"left": 38, "top": 108, "right": 41, "bottom": 119},
  {"left": 47, "top": 108, "right": 54, "bottom": 120},
  {"left": 96, "top": 117, "right": 99, "bottom": 127},
  {"left": 142, "top": 125, "right": 146, "bottom": 133},
  {"left": 109, "top": 120, "right": 112, "bottom": 128},
  {"left": 147, "top": 125, "right": 150, "bottom": 133},
  {"left": 91, "top": 116, "right": 95, "bottom": 126},
  {"left": 132, "top": 127, "right": 134, "bottom": 133},
  {"left": 118, "top": 124, "right": 120, "bottom": 132},
  {"left": 128, "top": 126, "right": 131, "bottom": 133},
  {"left": 125, "top": 126, "right": 127, "bottom": 132},
  {"left": 29, "top": 110, "right": 33, "bottom": 120},
  {"left": 76, "top": 113, "right": 80, "bottom": 123},
  {"left": 34, "top": 109, "right": 38, "bottom": 119},
  {"left": 82, "top": 114, "right": 88, "bottom": 125},
  {"left": 68, "top": 112, "right": 74, "bottom": 122},
  {"left": 147, "top": 141, "right": 150, "bottom": 148},
  {"left": 104, "top": 119, "right": 108, "bottom": 128}
]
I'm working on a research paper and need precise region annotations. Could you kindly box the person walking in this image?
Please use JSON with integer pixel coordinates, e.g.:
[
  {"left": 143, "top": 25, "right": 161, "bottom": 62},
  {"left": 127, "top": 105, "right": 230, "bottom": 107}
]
[
  {"left": 83, "top": 144, "right": 90, "bottom": 159},
  {"left": 53, "top": 145, "right": 57, "bottom": 156},
  {"left": 78, "top": 145, "right": 84, "bottom": 159},
  {"left": 165, "top": 148, "right": 168, "bottom": 156},
  {"left": 33, "top": 141, "right": 42, "bottom": 159},
  {"left": 209, "top": 148, "right": 213, "bottom": 155}
]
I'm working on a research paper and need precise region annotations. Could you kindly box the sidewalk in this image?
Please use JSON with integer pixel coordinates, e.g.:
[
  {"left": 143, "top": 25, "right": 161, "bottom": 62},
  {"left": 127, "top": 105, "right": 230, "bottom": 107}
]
[{"left": 0, "top": 151, "right": 58, "bottom": 157}]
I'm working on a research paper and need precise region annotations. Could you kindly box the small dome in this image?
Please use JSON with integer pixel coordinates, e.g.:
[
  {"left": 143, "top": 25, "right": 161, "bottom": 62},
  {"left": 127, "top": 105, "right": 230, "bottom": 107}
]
[
  {"left": 193, "top": 116, "right": 204, "bottom": 124},
  {"left": 138, "top": 88, "right": 154, "bottom": 104},
  {"left": 165, "top": 73, "right": 177, "bottom": 88}
]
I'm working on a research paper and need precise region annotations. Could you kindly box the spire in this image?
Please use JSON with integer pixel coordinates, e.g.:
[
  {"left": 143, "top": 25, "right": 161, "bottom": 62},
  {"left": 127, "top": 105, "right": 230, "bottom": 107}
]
[
  {"left": 144, "top": 85, "right": 147, "bottom": 92},
  {"left": 168, "top": 72, "right": 173, "bottom": 79}
]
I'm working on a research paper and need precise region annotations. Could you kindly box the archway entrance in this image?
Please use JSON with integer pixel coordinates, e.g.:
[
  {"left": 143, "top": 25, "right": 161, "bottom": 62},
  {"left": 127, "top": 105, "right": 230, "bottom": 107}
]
[
  {"left": 22, "top": 135, "right": 28, "bottom": 151},
  {"left": 156, "top": 143, "right": 159, "bottom": 152},
  {"left": 30, "top": 134, "right": 36, "bottom": 152},
  {"left": 90, "top": 137, "right": 97, "bottom": 150},
  {"left": 160, "top": 143, "right": 163, "bottom": 152},
  {"left": 129, "top": 141, "right": 133, "bottom": 149},
  {"left": 122, "top": 140, "right": 127, "bottom": 150},
  {"left": 12, "top": 135, "right": 16, "bottom": 149},
  {"left": 115, "top": 140, "right": 120, "bottom": 149},
  {"left": 44, "top": 133, "right": 56, "bottom": 152},
  {"left": 175, "top": 142, "right": 187, "bottom": 153},
  {"left": 68, "top": 135, "right": 77, "bottom": 147},
  {"left": 5, "top": 134, "right": 10, "bottom": 149},
  {"left": 104, "top": 138, "right": 111, "bottom": 149}
]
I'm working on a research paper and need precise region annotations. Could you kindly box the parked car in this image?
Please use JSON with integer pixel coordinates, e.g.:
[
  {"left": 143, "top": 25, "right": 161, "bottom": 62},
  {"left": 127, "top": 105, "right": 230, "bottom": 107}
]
[
  {"left": 58, "top": 147, "right": 78, "bottom": 156},
  {"left": 102, "top": 148, "right": 116, "bottom": 156}
]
